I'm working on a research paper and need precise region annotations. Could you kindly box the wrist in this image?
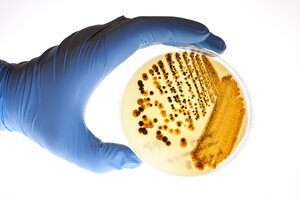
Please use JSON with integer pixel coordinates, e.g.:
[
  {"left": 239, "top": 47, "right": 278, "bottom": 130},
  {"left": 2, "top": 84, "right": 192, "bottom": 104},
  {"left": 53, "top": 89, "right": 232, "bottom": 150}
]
[{"left": 0, "top": 60, "right": 12, "bottom": 131}]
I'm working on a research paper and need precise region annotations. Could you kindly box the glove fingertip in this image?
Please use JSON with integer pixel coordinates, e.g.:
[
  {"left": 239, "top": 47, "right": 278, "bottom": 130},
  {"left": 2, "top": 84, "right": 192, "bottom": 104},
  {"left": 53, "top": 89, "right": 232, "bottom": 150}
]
[
  {"left": 104, "top": 143, "right": 142, "bottom": 170},
  {"left": 122, "top": 151, "right": 142, "bottom": 169},
  {"left": 203, "top": 33, "right": 227, "bottom": 54}
]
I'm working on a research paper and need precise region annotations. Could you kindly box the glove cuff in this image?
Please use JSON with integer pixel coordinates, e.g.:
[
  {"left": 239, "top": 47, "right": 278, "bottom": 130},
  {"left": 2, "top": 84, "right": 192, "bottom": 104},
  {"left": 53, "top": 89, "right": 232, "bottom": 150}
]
[{"left": 0, "top": 60, "right": 12, "bottom": 131}]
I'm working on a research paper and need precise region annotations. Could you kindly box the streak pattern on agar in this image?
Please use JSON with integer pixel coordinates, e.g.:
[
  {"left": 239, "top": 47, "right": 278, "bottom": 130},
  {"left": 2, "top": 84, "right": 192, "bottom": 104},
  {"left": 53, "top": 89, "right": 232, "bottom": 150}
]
[{"left": 127, "top": 51, "right": 246, "bottom": 174}]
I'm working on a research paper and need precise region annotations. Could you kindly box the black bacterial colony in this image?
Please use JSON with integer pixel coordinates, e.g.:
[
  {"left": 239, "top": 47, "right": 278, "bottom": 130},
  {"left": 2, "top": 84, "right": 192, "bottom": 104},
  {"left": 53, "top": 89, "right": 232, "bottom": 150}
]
[{"left": 121, "top": 51, "right": 248, "bottom": 176}]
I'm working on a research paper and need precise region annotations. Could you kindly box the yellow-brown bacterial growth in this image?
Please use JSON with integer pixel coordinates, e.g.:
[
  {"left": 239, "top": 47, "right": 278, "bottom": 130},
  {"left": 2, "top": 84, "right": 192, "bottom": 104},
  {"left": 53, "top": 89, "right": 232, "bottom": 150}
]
[{"left": 122, "top": 50, "right": 248, "bottom": 176}]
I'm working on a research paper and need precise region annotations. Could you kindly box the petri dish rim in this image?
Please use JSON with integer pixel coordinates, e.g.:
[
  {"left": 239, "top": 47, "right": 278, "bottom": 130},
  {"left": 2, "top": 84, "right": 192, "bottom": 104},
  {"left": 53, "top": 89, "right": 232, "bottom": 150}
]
[{"left": 120, "top": 46, "right": 253, "bottom": 176}]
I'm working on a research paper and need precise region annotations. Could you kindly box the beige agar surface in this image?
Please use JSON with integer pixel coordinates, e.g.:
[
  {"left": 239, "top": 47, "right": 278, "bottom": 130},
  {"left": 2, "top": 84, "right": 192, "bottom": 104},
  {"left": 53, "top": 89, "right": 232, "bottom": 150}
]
[{"left": 121, "top": 50, "right": 248, "bottom": 176}]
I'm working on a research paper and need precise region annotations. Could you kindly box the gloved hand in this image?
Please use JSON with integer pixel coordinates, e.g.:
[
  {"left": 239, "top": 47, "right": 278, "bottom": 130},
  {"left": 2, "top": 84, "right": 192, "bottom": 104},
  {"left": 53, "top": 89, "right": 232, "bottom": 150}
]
[{"left": 0, "top": 16, "right": 226, "bottom": 173}]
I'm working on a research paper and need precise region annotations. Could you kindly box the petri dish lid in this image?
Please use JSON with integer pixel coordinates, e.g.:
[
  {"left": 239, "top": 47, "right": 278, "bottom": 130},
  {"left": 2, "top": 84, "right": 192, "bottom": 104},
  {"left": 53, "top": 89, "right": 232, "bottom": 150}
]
[{"left": 121, "top": 47, "right": 252, "bottom": 176}]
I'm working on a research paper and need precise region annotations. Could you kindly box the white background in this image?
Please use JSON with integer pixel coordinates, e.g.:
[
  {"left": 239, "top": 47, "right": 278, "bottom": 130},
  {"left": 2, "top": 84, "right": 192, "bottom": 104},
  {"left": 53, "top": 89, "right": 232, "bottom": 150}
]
[{"left": 0, "top": 0, "right": 300, "bottom": 199}]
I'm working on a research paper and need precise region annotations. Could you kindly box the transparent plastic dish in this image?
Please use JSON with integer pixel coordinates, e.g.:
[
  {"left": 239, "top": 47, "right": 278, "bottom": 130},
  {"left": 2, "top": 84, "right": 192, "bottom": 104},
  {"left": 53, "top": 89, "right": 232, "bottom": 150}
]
[{"left": 121, "top": 47, "right": 252, "bottom": 176}]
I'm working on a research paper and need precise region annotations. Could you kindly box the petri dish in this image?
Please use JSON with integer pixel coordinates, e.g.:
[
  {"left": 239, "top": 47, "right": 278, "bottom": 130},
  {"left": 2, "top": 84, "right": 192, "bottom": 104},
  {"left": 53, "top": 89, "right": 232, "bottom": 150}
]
[{"left": 121, "top": 47, "right": 251, "bottom": 176}]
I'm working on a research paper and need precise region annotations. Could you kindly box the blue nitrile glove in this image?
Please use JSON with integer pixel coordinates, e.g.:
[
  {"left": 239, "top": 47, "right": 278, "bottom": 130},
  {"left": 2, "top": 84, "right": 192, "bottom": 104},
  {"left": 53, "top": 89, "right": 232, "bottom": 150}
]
[{"left": 0, "top": 16, "right": 226, "bottom": 173}]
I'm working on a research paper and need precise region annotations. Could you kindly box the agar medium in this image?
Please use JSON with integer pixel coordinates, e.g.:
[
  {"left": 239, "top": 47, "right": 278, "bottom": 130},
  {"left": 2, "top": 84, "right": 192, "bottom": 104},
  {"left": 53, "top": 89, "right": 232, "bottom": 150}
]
[{"left": 121, "top": 48, "right": 251, "bottom": 176}]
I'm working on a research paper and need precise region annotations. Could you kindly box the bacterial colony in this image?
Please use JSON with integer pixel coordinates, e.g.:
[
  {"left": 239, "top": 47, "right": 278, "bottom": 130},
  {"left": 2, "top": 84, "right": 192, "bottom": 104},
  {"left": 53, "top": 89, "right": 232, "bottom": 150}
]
[{"left": 122, "top": 51, "right": 247, "bottom": 176}]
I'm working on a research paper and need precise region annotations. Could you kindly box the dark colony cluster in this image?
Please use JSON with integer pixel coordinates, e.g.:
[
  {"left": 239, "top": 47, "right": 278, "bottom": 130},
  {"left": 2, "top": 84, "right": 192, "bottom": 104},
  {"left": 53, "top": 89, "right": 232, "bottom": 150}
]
[{"left": 132, "top": 52, "right": 217, "bottom": 148}]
